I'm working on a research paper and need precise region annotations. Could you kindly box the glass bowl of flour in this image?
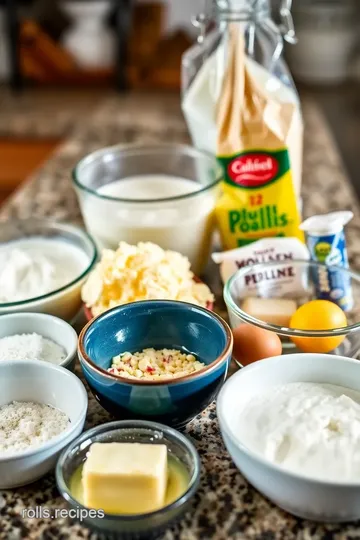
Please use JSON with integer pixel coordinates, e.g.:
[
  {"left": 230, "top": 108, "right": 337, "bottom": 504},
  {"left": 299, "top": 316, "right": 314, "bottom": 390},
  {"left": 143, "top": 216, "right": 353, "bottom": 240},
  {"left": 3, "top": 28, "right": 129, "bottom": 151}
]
[
  {"left": 0, "top": 219, "right": 97, "bottom": 321},
  {"left": 72, "top": 144, "right": 222, "bottom": 276}
]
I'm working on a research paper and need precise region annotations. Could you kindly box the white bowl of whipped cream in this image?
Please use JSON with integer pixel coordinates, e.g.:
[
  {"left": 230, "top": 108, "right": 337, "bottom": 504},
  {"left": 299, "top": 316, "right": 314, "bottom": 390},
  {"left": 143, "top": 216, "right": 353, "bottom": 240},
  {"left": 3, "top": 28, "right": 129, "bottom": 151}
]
[
  {"left": 0, "top": 219, "right": 97, "bottom": 321},
  {"left": 217, "top": 353, "right": 360, "bottom": 522}
]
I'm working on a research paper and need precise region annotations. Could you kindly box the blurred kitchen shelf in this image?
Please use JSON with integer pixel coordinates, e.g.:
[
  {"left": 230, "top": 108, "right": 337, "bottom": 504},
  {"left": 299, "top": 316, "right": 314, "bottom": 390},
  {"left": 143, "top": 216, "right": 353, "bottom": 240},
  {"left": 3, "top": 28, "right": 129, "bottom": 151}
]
[
  {"left": 127, "top": 30, "right": 193, "bottom": 90},
  {"left": 19, "top": 19, "right": 115, "bottom": 86},
  {"left": 8, "top": 1, "right": 193, "bottom": 90}
]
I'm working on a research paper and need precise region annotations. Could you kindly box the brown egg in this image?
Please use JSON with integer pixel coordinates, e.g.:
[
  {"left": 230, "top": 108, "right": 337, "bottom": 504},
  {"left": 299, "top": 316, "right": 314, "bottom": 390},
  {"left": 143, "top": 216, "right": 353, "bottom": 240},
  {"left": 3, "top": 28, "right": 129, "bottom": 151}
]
[{"left": 232, "top": 324, "right": 282, "bottom": 366}]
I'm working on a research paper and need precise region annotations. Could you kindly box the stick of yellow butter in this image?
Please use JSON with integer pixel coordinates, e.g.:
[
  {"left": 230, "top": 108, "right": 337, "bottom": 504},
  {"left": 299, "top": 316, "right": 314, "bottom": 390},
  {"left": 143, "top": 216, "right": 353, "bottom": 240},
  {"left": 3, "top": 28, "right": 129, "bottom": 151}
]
[
  {"left": 241, "top": 297, "right": 297, "bottom": 327},
  {"left": 82, "top": 442, "right": 168, "bottom": 514}
]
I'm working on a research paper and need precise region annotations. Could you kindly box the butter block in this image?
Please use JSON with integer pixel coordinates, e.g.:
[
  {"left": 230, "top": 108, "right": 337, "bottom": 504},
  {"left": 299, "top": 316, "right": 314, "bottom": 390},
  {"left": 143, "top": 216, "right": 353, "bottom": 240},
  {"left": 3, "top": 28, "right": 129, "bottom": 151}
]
[
  {"left": 241, "top": 297, "right": 297, "bottom": 327},
  {"left": 82, "top": 442, "right": 168, "bottom": 514}
]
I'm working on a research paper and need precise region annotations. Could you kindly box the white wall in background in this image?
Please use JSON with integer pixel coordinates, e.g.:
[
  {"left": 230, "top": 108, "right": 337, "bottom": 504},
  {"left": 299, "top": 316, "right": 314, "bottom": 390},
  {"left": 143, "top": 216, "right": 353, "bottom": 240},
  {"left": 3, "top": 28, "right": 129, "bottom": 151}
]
[{"left": 138, "top": 0, "right": 205, "bottom": 37}]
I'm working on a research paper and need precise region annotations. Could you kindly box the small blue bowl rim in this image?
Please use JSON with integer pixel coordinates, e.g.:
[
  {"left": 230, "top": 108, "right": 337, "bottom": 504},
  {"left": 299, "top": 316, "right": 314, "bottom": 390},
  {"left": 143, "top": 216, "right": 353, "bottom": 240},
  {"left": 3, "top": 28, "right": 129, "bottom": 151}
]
[
  {"left": 78, "top": 299, "right": 233, "bottom": 386},
  {"left": 55, "top": 419, "right": 201, "bottom": 521}
]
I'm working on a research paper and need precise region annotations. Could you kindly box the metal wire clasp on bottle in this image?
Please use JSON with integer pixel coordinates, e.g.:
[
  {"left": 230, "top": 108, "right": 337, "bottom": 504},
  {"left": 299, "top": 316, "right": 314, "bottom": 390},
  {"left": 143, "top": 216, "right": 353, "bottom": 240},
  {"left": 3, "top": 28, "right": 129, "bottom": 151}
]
[{"left": 191, "top": 0, "right": 298, "bottom": 63}]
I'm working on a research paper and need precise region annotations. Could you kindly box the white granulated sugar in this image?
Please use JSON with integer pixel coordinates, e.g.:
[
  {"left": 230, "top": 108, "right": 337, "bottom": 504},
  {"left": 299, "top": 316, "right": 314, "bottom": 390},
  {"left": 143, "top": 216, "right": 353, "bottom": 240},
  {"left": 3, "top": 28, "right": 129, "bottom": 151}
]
[
  {"left": 0, "top": 401, "right": 70, "bottom": 454},
  {"left": 0, "top": 333, "right": 67, "bottom": 364}
]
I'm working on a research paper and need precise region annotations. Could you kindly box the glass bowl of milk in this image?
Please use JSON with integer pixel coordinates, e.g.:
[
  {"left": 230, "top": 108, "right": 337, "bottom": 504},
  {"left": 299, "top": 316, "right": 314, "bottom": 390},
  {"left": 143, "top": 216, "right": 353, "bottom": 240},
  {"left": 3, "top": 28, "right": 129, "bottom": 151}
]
[{"left": 72, "top": 144, "right": 222, "bottom": 275}]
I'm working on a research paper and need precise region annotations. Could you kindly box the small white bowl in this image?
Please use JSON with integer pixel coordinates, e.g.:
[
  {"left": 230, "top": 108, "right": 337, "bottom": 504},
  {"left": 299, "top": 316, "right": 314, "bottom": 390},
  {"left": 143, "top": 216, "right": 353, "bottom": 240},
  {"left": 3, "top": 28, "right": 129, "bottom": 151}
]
[
  {"left": 0, "top": 359, "right": 88, "bottom": 488},
  {"left": 217, "top": 354, "right": 360, "bottom": 522},
  {"left": 0, "top": 312, "right": 78, "bottom": 371}
]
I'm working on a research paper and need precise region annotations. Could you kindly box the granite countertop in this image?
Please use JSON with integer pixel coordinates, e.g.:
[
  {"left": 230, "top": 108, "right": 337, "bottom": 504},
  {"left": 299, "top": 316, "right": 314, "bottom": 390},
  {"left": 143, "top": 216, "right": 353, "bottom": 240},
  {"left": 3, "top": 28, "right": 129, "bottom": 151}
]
[
  {"left": 0, "top": 88, "right": 112, "bottom": 138},
  {"left": 1, "top": 92, "right": 360, "bottom": 540},
  {"left": 0, "top": 89, "right": 186, "bottom": 139}
]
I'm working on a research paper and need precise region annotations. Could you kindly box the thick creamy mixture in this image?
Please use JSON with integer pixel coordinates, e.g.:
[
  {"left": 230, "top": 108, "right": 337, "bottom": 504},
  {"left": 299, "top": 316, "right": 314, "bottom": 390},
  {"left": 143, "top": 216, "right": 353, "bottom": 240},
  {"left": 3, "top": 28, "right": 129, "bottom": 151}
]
[
  {"left": 0, "top": 238, "right": 87, "bottom": 303},
  {"left": 236, "top": 382, "right": 360, "bottom": 481}
]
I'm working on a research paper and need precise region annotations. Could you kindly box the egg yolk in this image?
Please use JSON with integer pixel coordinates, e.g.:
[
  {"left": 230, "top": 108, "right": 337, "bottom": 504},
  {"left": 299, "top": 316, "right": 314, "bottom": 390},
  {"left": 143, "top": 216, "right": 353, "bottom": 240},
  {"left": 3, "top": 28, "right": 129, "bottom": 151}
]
[{"left": 289, "top": 299, "right": 347, "bottom": 353}]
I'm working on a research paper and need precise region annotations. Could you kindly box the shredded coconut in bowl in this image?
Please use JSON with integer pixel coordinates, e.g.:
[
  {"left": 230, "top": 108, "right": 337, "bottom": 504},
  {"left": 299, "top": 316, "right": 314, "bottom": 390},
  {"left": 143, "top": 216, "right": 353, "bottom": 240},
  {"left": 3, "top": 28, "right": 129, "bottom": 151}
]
[
  {"left": 81, "top": 242, "right": 214, "bottom": 317},
  {"left": 0, "top": 333, "right": 67, "bottom": 364},
  {"left": 0, "top": 401, "right": 70, "bottom": 454}
]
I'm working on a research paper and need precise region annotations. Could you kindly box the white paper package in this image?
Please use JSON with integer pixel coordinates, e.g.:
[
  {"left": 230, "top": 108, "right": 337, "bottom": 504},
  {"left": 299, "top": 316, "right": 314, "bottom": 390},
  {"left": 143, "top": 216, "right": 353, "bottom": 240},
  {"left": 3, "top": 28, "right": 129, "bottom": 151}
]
[{"left": 212, "top": 237, "right": 310, "bottom": 299}]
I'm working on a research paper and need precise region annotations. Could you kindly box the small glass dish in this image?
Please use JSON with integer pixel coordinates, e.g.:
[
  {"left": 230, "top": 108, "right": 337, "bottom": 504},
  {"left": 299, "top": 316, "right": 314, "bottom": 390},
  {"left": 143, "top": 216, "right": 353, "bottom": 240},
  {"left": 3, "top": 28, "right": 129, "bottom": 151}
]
[
  {"left": 56, "top": 420, "right": 201, "bottom": 539},
  {"left": 224, "top": 259, "right": 360, "bottom": 362}
]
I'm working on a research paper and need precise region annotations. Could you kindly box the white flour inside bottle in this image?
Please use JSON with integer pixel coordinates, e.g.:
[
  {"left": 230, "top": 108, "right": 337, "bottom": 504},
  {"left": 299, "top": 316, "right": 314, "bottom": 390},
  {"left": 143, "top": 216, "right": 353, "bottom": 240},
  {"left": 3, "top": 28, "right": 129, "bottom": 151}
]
[{"left": 182, "top": 49, "right": 303, "bottom": 196}]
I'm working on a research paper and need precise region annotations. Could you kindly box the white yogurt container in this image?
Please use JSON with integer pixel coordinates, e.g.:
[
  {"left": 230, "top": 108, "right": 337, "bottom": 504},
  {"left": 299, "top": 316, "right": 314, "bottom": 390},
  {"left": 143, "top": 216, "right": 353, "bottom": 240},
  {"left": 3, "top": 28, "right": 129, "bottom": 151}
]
[{"left": 73, "top": 144, "right": 222, "bottom": 275}]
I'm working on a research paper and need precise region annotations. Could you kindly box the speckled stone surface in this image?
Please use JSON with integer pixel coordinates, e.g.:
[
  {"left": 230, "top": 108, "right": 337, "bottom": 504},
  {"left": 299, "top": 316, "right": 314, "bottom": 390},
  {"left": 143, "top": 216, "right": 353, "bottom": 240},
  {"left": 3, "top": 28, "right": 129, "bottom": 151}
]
[
  {"left": 0, "top": 88, "right": 117, "bottom": 138},
  {"left": 0, "top": 93, "right": 360, "bottom": 539}
]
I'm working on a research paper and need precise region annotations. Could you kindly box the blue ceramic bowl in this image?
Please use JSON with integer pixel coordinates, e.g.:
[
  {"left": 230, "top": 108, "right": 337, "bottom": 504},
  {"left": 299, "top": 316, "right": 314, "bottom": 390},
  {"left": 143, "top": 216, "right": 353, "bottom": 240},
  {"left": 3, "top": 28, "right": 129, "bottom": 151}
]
[{"left": 78, "top": 300, "right": 233, "bottom": 428}]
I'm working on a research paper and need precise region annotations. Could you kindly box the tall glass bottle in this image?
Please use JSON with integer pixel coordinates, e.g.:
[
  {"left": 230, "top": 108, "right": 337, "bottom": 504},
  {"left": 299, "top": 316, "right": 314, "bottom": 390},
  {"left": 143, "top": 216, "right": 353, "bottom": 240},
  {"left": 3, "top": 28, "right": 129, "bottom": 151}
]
[{"left": 182, "top": 0, "right": 304, "bottom": 249}]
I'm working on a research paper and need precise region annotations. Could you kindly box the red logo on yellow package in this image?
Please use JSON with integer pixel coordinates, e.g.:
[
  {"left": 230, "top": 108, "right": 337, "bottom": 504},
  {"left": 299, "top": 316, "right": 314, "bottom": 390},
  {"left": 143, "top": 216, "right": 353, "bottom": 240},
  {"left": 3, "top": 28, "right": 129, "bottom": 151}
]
[{"left": 227, "top": 153, "right": 279, "bottom": 187}]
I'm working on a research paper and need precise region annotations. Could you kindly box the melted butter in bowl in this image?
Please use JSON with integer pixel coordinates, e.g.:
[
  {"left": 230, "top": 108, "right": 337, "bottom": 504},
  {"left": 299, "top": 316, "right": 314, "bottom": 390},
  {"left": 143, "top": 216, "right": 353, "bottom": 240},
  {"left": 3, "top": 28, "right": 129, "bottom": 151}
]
[
  {"left": 56, "top": 420, "right": 201, "bottom": 536},
  {"left": 69, "top": 454, "right": 190, "bottom": 514}
]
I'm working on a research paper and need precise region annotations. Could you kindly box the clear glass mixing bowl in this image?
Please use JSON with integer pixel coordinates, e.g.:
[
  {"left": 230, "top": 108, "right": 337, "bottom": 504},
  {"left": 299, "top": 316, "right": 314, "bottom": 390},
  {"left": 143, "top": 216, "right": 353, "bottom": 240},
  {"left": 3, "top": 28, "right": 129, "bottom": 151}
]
[
  {"left": 224, "top": 260, "right": 360, "bottom": 361},
  {"left": 73, "top": 143, "right": 222, "bottom": 275},
  {"left": 56, "top": 420, "right": 201, "bottom": 539},
  {"left": 0, "top": 218, "right": 97, "bottom": 320}
]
